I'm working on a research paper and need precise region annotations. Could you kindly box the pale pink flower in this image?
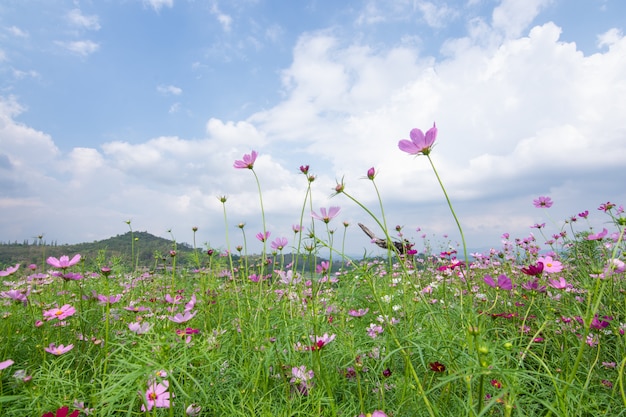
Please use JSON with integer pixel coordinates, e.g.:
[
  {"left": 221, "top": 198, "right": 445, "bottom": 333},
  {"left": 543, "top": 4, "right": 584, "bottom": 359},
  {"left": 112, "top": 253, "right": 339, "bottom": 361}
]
[
  {"left": 233, "top": 150, "right": 258, "bottom": 169},
  {"left": 168, "top": 311, "right": 197, "bottom": 323},
  {"left": 398, "top": 123, "right": 437, "bottom": 156},
  {"left": 256, "top": 231, "right": 271, "bottom": 242},
  {"left": 43, "top": 304, "right": 76, "bottom": 321},
  {"left": 129, "top": 322, "right": 152, "bottom": 334},
  {"left": 0, "top": 264, "right": 20, "bottom": 277},
  {"left": 310, "top": 333, "right": 336, "bottom": 350},
  {"left": 533, "top": 196, "right": 553, "bottom": 208},
  {"left": 141, "top": 380, "right": 172, "bottom": 411},
  {"left": 548, "top": 277, "right": 570, "bottom": 289},
  {"left": 348, "top": 308, "right": 369, "bottom": 317},
  {"left": 0, "top": 359, "right": 14, "bottom": 370},
  {"left": 311, "top": 206, "right": 341, "bottom": 223},
  {"left": 0, "top": 289, "right": 29, "bottom": 305},
  {"left": 587, "top": 228, "right": 608, "bottom": 240},
  {"left": 45, "top": 343, "right": 74, "bottom": 355},
  {"left": 46, "top": 254, "right": 81, "bottom": 269},
  {"left": 537, "top": 256, "right": 563, "bottom": 273}
]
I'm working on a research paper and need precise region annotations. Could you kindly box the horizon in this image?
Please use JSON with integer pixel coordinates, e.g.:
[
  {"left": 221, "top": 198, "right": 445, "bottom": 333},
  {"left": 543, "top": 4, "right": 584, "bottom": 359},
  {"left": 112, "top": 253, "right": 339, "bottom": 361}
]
[{"left": 1, "top": 0, "right": 625, "bottom": 256}]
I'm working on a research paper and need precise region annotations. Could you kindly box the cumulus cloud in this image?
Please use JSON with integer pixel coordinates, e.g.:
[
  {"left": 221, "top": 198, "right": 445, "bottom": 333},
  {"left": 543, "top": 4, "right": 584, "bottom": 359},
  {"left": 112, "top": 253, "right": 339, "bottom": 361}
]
[
  {"left": 210, "top": 3, "right": 233, "bottom": 32},
  {"left": 67, "top": 9, "right": 101, "bottom": 31},
  {"left": 144, "top": 0, "right": 174, "bottom": 12},
  {"left": 2, "top": 2, "right": 626, "bottom": 253},
  {"left": 157, "top": 85, "right": 183, "bottom": 95},
  {"left": 56, "top": 40, "right": 100, "bottom": 56}
]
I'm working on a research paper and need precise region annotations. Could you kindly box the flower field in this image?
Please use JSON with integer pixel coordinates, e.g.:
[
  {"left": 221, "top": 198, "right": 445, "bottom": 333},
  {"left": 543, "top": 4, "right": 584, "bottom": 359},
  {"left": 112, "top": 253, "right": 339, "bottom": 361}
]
[{"left": 0, "top": 124, "right": 624, "bottom": 416}]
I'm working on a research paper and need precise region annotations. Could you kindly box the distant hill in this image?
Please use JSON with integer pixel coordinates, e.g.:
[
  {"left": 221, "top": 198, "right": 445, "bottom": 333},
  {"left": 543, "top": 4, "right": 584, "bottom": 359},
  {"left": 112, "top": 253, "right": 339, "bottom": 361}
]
[
  {"left": 0, "top": 231, "right": 336, "bottom": 273},
  {"left": 0, "top": 231, "right": 199, "bottom": 269}
]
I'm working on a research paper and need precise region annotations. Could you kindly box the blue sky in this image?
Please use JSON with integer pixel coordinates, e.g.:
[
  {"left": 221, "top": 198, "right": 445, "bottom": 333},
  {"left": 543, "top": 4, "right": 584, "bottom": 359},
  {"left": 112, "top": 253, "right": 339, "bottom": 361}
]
[{"left": 1, "top": 0, "right": 625, "bottom": 257}]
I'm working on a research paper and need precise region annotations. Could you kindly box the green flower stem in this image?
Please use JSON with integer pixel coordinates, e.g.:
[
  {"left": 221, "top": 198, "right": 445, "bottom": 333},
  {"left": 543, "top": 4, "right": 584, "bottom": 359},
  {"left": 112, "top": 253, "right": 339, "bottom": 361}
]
[
  {"left": 425, "top": 154, "right": 474, "bottom": 321},
  {"left": 251, "top": 169, "right": 267, "bottom": 278}
]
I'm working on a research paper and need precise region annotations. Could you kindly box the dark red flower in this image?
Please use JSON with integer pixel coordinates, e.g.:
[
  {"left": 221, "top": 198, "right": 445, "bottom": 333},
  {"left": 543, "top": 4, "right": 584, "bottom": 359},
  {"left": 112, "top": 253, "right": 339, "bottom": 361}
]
[
  {"left": 521, "top": 262, "right": 544, "bottom": 276},
  {"left": 428, "top": 361, "right": 446, "bottom": 373}
]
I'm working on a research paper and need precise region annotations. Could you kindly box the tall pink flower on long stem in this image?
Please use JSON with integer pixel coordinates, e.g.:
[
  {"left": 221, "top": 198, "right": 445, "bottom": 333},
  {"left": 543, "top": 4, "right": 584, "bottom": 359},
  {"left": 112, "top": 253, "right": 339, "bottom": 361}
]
[
  {"left": 46, "top": 255, "right": 81, "bottom": 269},
  {"left": 398, "top": 123, "right": 437, "bottom": 156},
  {"left": 233, "top": 151, "right": 258, "bottom": 169},
  {"left": 311, "top": 206, "right": 341, "bottom": 224}
]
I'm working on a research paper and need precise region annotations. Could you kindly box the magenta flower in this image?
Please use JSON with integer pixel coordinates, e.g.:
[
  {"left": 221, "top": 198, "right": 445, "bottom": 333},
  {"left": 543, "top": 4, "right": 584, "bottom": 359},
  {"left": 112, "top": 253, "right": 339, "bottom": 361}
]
[
  {"left": 141, "top": 380, "right": 172, "bottom": 411},
  {"left": 46, "top": 254, "right": 81, "bottom": 269},
  {"left": 256, "top": 231, "right": 271, "bottom": 242},
  {"left": 533, "top": 196, "right": 553, "bottom": 208},
  {"left": 366, "top": 167, "right": 376, "bottom": 180},
  {"left": 0, "top": 264, "right": 20, "bottom": 277},
  {"left": 537, "top": 256, "right": 563, "bottom": 273},
  {"left": 41, "top": 406, "right": 80, "bottom": 417},
  {"left": 97, "top": 294, "right": 122, "bottom": 304},
  {"left": 43, "top": 304, "right": 76, "bottom": 321},
  {"left": 483, "top": 274, "right": 513, "bottom": 291},
  {"left": 44, "top": 343, "right": 74, "bottom": 355},
  {"left": 311, "top": 206, "right": 341, "bottom": 223},
  {"left": 348, "top": 308, "right": 369, "bottom": 317},
  {"left": 521, "top": 262, "right": 544, "bottom": 276},
  {"left": 590, "top": 315, "right": 612, "bottom": 330},
  {"left": 0, "top": 359, "right": 14, "bottom": 370},
  {"left": 168, "top": 311, "right": 197, "bottom": 323},
  {"left": 270, "top": 237, "right": 288, "bottom": 251},
  {"left": 521, "top": 278, "right": 546, "bottom": 293},
  {"left": 398, "top": 123, "right": 437, "bottom": 156},
  {"left": 587, "top": 228, "right": 608, "bottom": 240},
  {"left": 233, "top": 150, "right": 258, "bottom": 169}
]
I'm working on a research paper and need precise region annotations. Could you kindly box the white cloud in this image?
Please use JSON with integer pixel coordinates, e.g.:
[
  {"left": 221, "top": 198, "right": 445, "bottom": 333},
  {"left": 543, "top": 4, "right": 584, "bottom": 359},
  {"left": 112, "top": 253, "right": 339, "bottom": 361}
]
[
  {"left": 210, "top": 3, "right": 233, "bottom": 32},
  {"left": 6, "top": 26, "right": 29, "bottom": 38},
  {"left": 143, "top": 0, "right": 174, "bottom": 12},
  {"left": 56, "top": 40, "right": 100, "bottom": 56},
  {"left": 67, "top": 9, "right": 101, "bottom": 31},
  {"left": 157, "top": 84, "right": 182, "bottom": 95},
  {"left": 417, "top": 1, "right": 459, "bottom": 28},
  {"left": 492, "top": 0, "right": 552, "bottom": 39},
  {"left": 597, "top": 28, "right": 623, "bottom": 49}
]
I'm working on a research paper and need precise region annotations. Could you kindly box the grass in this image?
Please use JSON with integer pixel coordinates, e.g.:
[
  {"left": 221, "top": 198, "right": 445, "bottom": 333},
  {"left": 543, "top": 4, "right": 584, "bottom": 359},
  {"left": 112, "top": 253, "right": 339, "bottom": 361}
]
[{"left": 0, "top": 145, "right": 624, "bottom": 417}]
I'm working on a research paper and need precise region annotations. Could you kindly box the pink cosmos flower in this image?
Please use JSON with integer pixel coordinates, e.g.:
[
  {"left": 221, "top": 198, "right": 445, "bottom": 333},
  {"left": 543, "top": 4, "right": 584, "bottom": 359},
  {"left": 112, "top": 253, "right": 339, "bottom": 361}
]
[
  {"left": 311, "top": 206, "right": 341, "bottom": 223},
  {"left": 0, "top": 289, "right": 29, "bottom": 305},
  {"left": 44, "top": 343, "right": 74, "bottom": 355},
  {"left": 256, "top": 231, "right": 271, "bottom": 242},
  {"left": 533, "top": 196, "right": 553, "bottom": 208},
  {"left": 366, "top": 323, "right": 384, "bottom": 338},
  {"left": 168, "top": 311, "right": 197, "bottom": 323},
  {"left": 233, "top": 150, "right": 258, "bottom": 169},
  {"left": 97, "top": 294, "right": 122, "bottom": 304},
  {"left": 587, "top": 228, "right": 608, "bottom": 240},
  {"left": 290, "top": 365, "right": 314, "bottom": 395},
  {"left": 46, "top": 254, "right": 81, "bottom": 269},
  {"left": 366, "top": 167, "right": 376, "bottom": 180},
  {"left": 141, "top": 380, "right": 172, "bottom": 411},
  {"left": 483, "top": 274, "right": 513, "bottom": 291},
  {"left": 398, "top": 123, "right": 437, "bottom": 156},
  {"left": 129, "top": 322, "right": 152, "bottom": 334},
  {"left": 0, "top": 359, "right": 14, "bottom": 370},
  {"left": 43, "top": 304, "right": 76, "bottom": 321},
  {"left": 548, "top": 277, "right": 571, "bottom": 289},
  {"left": 537, "top": 256, "right": 563, "bottom": 273},
  {"left": 270, "top": 237, "right": 288, "bottom": 251},
  {"left": 310, "top": 333, "right": 336, "bottom": 350},
  {"left": 0, "top": 264, "right": 20, "bottom": 277},
  {"left": 348, "top": 308, "right": 369, "bottom": 317}
]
